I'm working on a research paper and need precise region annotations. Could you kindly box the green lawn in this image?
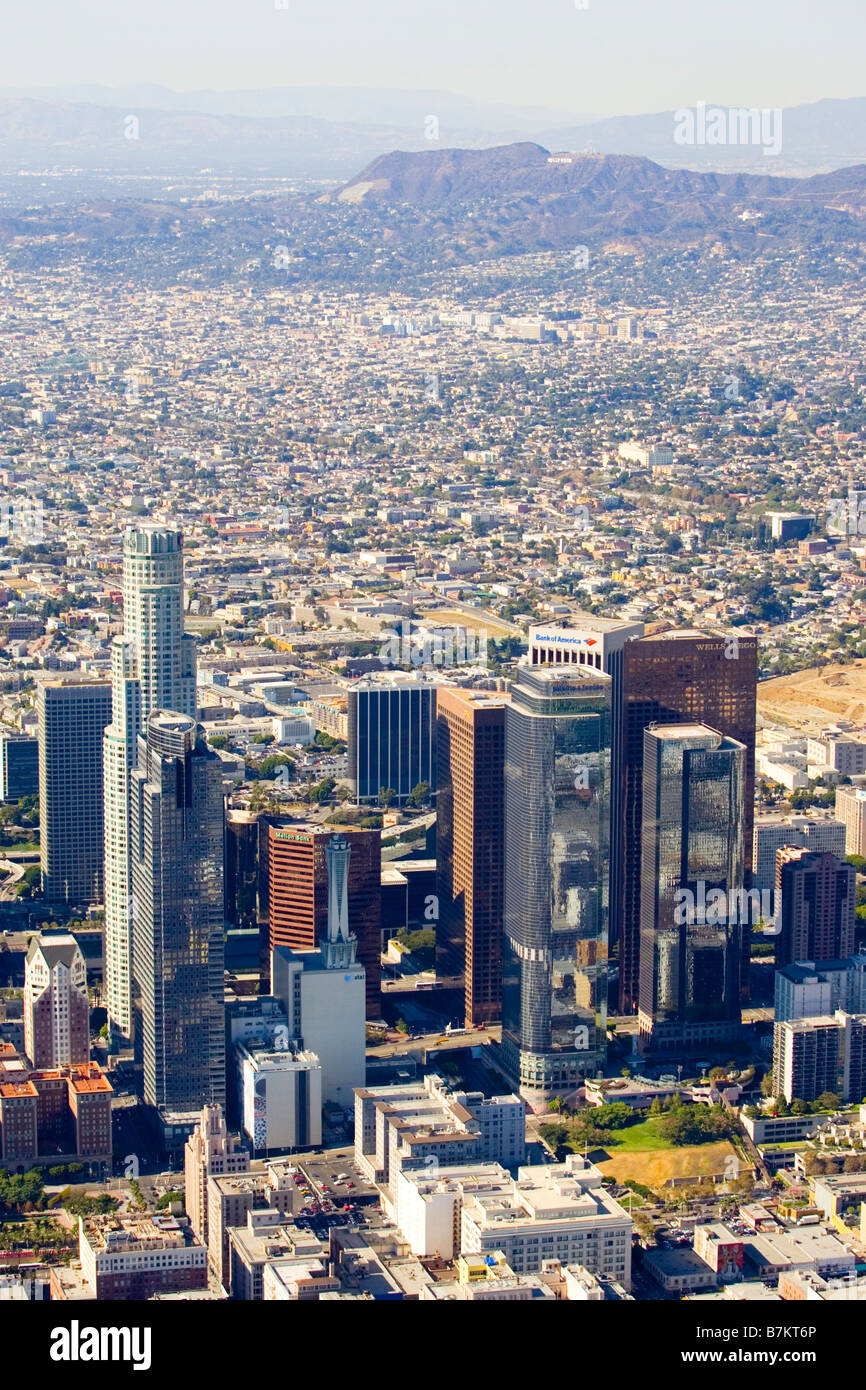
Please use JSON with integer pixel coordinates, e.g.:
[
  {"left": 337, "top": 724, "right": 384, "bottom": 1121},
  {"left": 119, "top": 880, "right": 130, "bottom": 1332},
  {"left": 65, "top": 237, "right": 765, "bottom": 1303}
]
[{"left": 594, "top": 1116, "right": 676, "bottom": 1152}]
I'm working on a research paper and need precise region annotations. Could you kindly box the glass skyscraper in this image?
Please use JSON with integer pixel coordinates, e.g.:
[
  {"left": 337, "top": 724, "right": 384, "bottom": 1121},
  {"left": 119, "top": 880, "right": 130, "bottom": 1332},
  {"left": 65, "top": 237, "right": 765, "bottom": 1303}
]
[
  {"left": 502, "top": 665, "right": 611, "bottom": 1104},
  {"left": 130, "top": 712, "right": 225, "bottom": 1113},
  {"left": 347, "top": 676, "right": 436, "bottom": 804},
  {"left": 637, "top": 723, "right": 745, "bottom": 1055},
  {"left": 104, "top": 526, "right": 197, "bottom": 1041}
]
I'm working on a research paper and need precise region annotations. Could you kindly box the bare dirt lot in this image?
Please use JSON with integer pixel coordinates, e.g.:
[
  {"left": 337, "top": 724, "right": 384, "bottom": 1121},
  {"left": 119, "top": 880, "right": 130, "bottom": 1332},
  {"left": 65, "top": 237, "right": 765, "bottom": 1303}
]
[{"left": 757, "top": 659, "right": 866, "bottom": 732}]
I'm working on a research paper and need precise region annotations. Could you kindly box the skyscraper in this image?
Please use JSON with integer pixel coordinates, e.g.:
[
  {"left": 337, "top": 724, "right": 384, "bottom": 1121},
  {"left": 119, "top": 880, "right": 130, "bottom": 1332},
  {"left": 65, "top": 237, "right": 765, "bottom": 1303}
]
[
  {"left": 436, "top": 687, "right": 509, "bottom": 1026},
  {"left": 618, "top": 630, "right": 757, "bottom": 1013},
  {"left": 130, "top": 712, "right": 225, "bottom": 1113},
  {"left": 347, "top": 675, "right": 437, "bottom": 804},
  {"left": 104, "top": 526, "right": 196, "bottom": 1041},
  {"left": 270, "top": 832, "right": 366, "bottom": 1109},
  {"left": 637, "top": 724, "right": 746, "bottom": 1055},
  {"left": 0, "top": 731, "right": 38, "bottom": 802},
  {"left": 267, "top": 824, "right": 381, "bottom": 1017},
  {"left": 24, "top": 934, "right": 90, "bottom": 1069},
  {"left": 775, "top": 848, "right": 855, "bottom": 969},
  {"left": 529, "top": 614, "right": 644, "bottom": 1012},
  {"left": 502, "top": 665, "right": 611, "bottom": 1104},
  {"left": 37, "top": 678, "right": 111, "bottom": 906}
]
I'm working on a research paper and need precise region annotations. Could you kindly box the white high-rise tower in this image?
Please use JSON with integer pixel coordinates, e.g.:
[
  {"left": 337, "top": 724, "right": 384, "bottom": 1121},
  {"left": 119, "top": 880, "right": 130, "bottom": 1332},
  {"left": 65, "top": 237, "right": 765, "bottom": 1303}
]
[
  {"left": 103, "top": 526, "right": 196, "bottom": 1040},
  {"left": 322, "top": 833, "right": 359, "bottom": 971}
]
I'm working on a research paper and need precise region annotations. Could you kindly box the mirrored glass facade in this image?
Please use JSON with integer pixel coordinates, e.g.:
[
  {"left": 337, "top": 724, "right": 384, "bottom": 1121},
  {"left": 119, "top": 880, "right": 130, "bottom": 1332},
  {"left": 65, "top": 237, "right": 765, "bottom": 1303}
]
[
  {"left": 638, "top": 723, "right": 745, "bottom": 1055},
  {"left": 502, "top": 666, "right": 611, "bottom": 1103},
  {"left": 131, "top": 712, "right": 226, "bottom": 1112}
]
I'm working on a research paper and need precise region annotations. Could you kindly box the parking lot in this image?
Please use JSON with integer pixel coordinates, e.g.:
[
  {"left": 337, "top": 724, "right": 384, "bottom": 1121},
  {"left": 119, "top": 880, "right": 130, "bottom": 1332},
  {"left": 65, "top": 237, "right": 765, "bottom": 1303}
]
[{"left": 287, "top": 1153, "right": 378, "bottom": 1240}]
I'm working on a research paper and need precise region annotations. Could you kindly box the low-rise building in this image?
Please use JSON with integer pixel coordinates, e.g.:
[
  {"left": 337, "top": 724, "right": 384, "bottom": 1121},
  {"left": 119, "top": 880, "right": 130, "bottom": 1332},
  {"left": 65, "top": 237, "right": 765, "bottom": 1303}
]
[
  {"left": 459, "top": 1155, "right": 632, "bottom": 1286},
  {"left": 354, "top": 1073, "right": 526, "bottom": 1191},
  {"left": 78, "top": 1214, "right": 207, "bottom": 1300}
]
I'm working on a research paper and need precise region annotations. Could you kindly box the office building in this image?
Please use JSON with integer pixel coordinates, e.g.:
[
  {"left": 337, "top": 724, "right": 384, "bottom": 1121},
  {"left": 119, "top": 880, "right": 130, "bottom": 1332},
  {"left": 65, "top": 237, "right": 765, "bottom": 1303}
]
[
  {"left": 835, "top": 786, "right": 866, "bottom": 858},
  {"left": 78, "top": 1214, "right": 207, "bottom": 1300},
  {"left": 0, "top": 1043, "right": 112, "bottom": 1167},
  {"left": 184, "top": 1104, "right": 250, "bottom": 1248},
  {"left": 225, "top": 808, "right": 269, "bottom": 933},
  {"left": 104, "top": 525, "right": 197, "bottom": 1042},
  {"left": 347, "top": 675, "right": 437, "bottom": 804},
  {"left": 268, "top": 824, "right": 380, "bottom": 1017},
  {"left": 0, "top": 731, "right": 38, "bottom": 801},
  {"left": 529, "top": 615, "right": 644, "bottom": 1019},
  {"left": 637, "top": 724, "right": 746, "bottom": 1054},
  {"left": 775, "top": 849, "right": 855, "bottom": 969},
  {"left": 807, "top": 735, "right": 866, "bottom": 778},
  {"left": 37, "top": 678, "right": 111, "bottom": 906},
  {"left": 238, "top": 1041, "right": 322, "bottom": 1154},
  {"left": 618, "top": 630, "right": 757, "bottom": 1013},
  {"left": 458, "top": 1154, "right": 632, "bottom": 1286},
  {"left": 24, "top": 934, "right": 89, "bottom": 1069},
  {"left": 435, "top": 687, "right": 508, "bottom": 1025},
  {"left": 270, "top": 834, "right": 366, "bottom": 1110},
  {"left": 229, "top": 1211, "right": 333, "bottom": 1301},
  {"left": 753, "top": 816, "right": 847, "bottom": 895},
  {"left": 130, "top": 712, "right": 225, "bottom": 1113},
  {"left": 528, "top": 616, "right": 644, "bottom": 673},
  {"left": 354, "top": 1073, "right": 526, "bottom": 1192},
  {"left": 206, "top": 1162, "right": 299, "bottom": 1290},
  {"left": 502, "top": 665, "right": 611, "bottom": 1103},
  {"left": 773, "top": 956, "right": 866, "bottom": 1023},
  {"left": 773, "top": 1011, "right": 866, "bottom": 1104},
  {"left": 766, "top": 512, "right": 814, "bottom": 543}
]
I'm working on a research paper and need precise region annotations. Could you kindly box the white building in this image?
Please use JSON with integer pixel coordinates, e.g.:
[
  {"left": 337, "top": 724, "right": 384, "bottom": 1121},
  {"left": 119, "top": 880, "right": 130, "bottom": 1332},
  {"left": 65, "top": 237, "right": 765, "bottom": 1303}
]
[
  {"left": 392, "top": 1162, "right": 508, "bottom": 1259},
  {"left": 459, "top": 1154, "right": 632, "bottom": 1286},
  {"left": 270, "top": 834, "right": 366, "bottom": 1110},
  {"left": 775, "top": 957, "right": 866, "bottom": 1023},
  {"left": 618, "top": 443, "right": 674, "bottom": 470},
  {"left": 835, "top": 786, "right": 866, "bottom": 858},
  {"left": 78, "top": 1214, "right": 207, "bottom": 1298},
  {"left": 354, "top": 1074, "right": 526, "bottom": 1190},
  {"left": 807, "top": 736, "right": 866, "bottom": 778},
  {"left": 528, "top": 615, "right": 644, "bottom": 673},
  {"left": 754, "top": 815, "right": 847, "bottom": 895},
  {"left": 239, "top": 1043, "right": 322, "bottom": 1153}
]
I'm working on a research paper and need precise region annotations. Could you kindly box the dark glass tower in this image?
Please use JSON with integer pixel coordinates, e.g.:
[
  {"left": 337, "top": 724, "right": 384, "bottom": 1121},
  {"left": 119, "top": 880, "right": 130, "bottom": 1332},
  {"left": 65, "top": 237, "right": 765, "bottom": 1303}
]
[
  {"left": 502, "top": 665, "right": 611, "bottom": 1104},
  {"left": 347, "top": 678, "right": 436, "bottom": 804},
  {"left": 618, "top": 631, "right": 757, "bottom": 1013},
  {"left": 130, "top": 712, "right": 226, "bottom": 1112},
  {"left": 637, "top": 723, "right": 745, "bottom": 1055}
]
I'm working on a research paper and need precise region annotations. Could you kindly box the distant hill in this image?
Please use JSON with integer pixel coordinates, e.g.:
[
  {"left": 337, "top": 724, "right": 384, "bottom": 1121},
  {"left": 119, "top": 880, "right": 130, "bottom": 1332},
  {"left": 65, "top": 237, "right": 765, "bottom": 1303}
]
[
  {"left": 539, "top": 98, "right": 866, "bottom": 175},
  {"left": 0, "top": 92, "right": 862, "bottom": 184},
  {"left": 1, "top": 143, "right": 864, "bottom": 291}
]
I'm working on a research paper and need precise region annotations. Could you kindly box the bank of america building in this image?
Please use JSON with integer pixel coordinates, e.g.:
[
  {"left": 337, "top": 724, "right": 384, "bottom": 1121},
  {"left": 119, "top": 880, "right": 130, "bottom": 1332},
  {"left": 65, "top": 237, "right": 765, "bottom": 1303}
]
[{"left": 503, "top": 666, "right": 611, "bottom": 1104}]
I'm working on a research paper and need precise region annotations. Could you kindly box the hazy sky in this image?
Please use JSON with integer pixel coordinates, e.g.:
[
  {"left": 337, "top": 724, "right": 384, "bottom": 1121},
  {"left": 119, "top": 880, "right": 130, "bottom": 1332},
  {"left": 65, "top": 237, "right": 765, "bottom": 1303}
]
[{"left": 2, "top": 0, "right": 864, "bottom": 117}]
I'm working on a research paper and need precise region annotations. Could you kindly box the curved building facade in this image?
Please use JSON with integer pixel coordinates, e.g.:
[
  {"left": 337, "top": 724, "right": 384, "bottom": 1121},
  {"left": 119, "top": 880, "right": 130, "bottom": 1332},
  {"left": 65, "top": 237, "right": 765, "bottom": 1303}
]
[{"left": 502, "top": 666, "right": 611, "bottom": 1104}]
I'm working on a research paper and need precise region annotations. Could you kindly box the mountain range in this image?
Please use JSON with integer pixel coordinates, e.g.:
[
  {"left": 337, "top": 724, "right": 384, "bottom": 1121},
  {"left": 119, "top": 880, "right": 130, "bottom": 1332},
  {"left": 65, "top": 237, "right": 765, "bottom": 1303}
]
[{"left": 0, "top": 88, "right": 863, "bottom": 183}]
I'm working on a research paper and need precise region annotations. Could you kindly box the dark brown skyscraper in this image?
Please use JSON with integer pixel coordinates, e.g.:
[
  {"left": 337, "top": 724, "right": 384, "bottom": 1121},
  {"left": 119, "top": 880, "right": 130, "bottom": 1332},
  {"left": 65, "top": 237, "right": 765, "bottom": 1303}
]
[
  {"left": 268, "top": 824, "right": 382, "bottom": 1018},
  {"left": 436, "top": 688, "right": 508, "bottom": 1027},
  {"left": 618, "top": 630, "right": 757, "bottom": 1013},
  {"left": 775, "top": 848, "right": 855, "bottom": 968}
]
